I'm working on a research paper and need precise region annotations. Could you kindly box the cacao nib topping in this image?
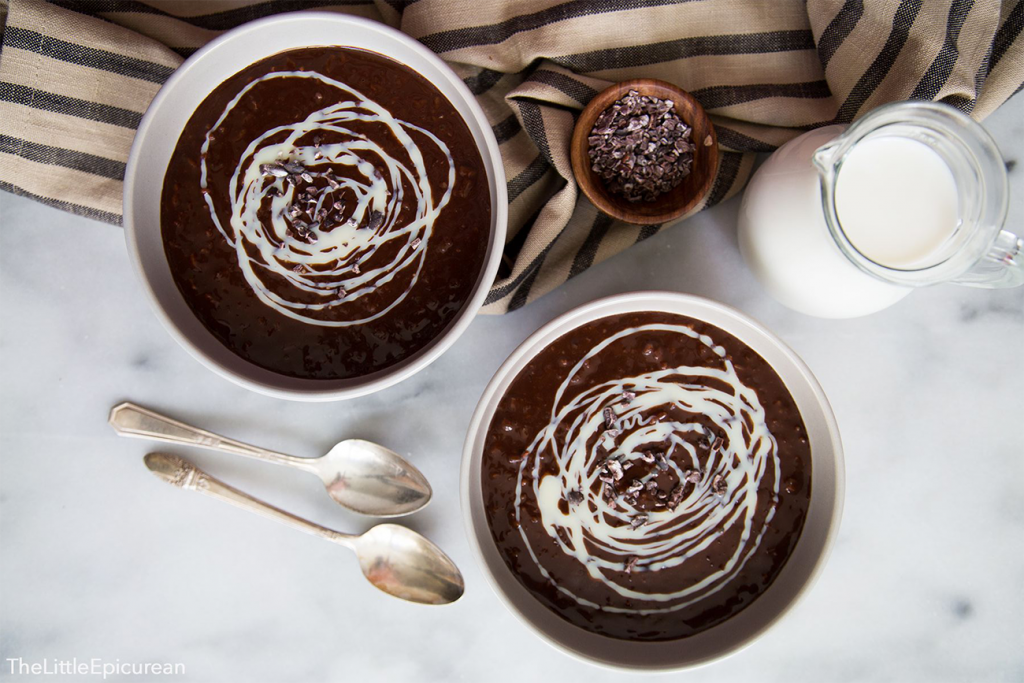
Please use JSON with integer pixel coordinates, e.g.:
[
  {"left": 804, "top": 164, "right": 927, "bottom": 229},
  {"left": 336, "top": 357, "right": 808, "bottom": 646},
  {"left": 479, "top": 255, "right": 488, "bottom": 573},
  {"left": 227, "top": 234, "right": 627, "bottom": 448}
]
[
  {"left": 566, "top": 488, "right": 585, "bottom": 506},
  {"left": 629, "top": 513, "right": 649, "bottom": 529},
  {"left": 260, "top": 163, "right": 289, "bottom": 177},
  {"left": 600, "top": 458, "right": 624, "bottom": 482},
  {"left": 366, "top": 210, "right": 384, "bottom": 230},
  {"left": 712, "top": 474, "right": 728, "bottom": 496},
  {"left": 602, "top": 483, "right": 619, "bottom": 509},
  {"left": 624, "top": 556, "right": 639, "bottom": 574},
  {"left": 684, "top": 468, "right": 702, "bottom": 484},
  {"left": 654, "top": 452, "right": 670, "bottom": 471},
  {"left": 587, "top": 89, "right": 695, "bottom": 202},
  {"left": 667, "top": 483, "right": 685, "bottom": 510},
  {"left": 294, "top": 225, "right": 318, "bottom": 244}
]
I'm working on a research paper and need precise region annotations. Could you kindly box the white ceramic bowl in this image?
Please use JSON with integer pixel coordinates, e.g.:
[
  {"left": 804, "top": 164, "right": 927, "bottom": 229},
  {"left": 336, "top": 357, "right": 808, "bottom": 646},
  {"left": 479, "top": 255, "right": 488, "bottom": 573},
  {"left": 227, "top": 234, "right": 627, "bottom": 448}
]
[
  {"left": 123, "top": 13, "right": 507, "bottom": 401},
  {"left": 461, "top": 292, "right": 844, "bottom": 671}
]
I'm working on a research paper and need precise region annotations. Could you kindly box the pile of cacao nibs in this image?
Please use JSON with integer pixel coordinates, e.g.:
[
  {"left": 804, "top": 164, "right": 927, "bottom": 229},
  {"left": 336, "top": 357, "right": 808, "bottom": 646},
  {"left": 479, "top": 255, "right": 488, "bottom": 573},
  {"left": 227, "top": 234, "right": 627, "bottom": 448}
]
[
  {"left": 587, "top": 89, "right": 695, "bottom": 203},
  {"left": 258, "top": 134, "right": 390, "bottom": 247},
  {"left": 260, "top": 159, "right": 365, "bottom": 244}
]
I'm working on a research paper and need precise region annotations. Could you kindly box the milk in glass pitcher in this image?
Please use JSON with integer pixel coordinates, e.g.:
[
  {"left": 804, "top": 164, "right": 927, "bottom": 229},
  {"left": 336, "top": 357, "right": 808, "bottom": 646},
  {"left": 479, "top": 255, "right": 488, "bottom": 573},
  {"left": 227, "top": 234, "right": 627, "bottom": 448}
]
[{"left": 737, "top": 101, "right": 1022, "bottom": 318}]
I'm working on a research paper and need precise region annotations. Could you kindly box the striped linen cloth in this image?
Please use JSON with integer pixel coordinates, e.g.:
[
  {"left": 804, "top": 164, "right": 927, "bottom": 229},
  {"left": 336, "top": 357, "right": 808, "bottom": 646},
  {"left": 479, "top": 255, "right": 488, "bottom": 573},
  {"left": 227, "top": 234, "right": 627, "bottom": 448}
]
[{"left": 0, "top": 1, "right": 1021, "bottom": 313}]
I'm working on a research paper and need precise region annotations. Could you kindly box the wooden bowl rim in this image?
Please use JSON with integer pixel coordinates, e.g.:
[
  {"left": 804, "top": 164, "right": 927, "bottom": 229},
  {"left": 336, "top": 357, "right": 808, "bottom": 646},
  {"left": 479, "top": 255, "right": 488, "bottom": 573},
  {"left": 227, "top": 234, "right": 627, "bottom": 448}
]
[{"left": 570, "top": 78, "right": 719, "bottom": 225}]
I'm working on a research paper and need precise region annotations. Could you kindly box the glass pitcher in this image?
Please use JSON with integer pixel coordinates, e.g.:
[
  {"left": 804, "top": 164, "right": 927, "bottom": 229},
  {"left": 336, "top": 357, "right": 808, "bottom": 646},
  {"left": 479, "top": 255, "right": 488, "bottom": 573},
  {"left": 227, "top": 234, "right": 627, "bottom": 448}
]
[{"left": 738, "top": 101, "right": 1022, "bottom": 319}]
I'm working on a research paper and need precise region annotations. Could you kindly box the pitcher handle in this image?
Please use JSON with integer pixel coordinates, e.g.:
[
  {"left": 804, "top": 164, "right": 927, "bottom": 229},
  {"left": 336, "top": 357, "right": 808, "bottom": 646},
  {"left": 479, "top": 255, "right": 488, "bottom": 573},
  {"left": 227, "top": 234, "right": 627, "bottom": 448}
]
[{"left": 953, "top": 229, "right": 1024, "bottom": 288}]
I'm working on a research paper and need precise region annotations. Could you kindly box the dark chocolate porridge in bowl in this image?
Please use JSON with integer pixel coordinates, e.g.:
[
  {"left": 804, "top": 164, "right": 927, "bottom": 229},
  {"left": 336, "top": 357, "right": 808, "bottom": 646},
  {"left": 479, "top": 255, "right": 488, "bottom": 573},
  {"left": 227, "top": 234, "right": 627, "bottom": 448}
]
[
  {"left": 463, "top": 294, "right": 843, "bottom": 668},
  {"left": 483, "top": 311, "right": 811, "bottom": 640},
  {"left": 161, "top": 46, "right": 491, "bottom": 380}
]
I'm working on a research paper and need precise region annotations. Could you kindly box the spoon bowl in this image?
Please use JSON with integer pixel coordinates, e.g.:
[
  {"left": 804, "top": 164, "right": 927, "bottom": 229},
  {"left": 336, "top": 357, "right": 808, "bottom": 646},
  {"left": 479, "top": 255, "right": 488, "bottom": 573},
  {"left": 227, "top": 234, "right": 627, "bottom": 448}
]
[
  {"left": 352, "top": 524, "right": 465, "bottom": 605},
  {"left": 319, "top": 440, "right": 432, "bottom": 517}
]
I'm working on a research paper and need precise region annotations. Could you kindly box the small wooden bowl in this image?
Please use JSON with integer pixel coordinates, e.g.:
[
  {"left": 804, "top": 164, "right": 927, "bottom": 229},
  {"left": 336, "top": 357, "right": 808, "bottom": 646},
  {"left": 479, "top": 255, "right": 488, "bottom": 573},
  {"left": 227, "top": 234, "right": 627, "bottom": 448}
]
[{"left": 570, "top": 79, "right": 718, "bottom": 225}]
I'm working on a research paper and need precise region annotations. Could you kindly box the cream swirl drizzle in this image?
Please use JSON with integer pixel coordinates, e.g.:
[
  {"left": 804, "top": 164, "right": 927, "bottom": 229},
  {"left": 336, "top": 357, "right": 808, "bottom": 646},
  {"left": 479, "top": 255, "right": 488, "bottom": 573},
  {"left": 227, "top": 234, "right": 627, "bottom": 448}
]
[
  {"left": 514, "top": 323, "right": 781, "bottom": 614},
  {"left": 199, "top": 70, "right": 454, "bottom": 327}
]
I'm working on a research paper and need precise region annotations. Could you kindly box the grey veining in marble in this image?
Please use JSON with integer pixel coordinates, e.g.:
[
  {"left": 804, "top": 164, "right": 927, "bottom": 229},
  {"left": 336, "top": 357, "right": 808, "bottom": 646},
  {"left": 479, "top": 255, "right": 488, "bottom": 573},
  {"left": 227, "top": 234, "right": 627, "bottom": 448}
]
[{"left": 1, "top": 94, "right": 1022, "bottom": 683}]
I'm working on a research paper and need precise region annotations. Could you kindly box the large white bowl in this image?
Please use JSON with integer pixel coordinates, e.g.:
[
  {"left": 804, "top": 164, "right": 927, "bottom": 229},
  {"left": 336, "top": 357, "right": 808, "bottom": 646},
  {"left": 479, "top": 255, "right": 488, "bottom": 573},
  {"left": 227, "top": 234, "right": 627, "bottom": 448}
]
[
  {"left": 123, "top": 13, "right": 507, "bottom": 401},
  {"left": 461, "top": 292, "right": 844, "bottom": 671}
]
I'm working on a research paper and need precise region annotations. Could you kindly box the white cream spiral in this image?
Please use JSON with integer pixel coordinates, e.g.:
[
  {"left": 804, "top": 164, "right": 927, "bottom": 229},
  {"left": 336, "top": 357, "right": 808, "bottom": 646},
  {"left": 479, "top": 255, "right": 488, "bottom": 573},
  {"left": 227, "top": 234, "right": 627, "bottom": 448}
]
[
  {"left": 198, "top": 70, "right": 455, "bottom": 327},
  {"left": 515, "top": 323, "right": 781, "bottom": 614}
]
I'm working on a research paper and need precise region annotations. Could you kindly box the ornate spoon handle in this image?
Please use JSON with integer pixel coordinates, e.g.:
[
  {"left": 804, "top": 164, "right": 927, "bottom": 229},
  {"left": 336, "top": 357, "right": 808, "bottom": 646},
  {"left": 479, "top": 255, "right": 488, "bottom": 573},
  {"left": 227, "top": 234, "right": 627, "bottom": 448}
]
[
  {"left": 110, "top": 402, "right": 316, "bottom": 472},
  {"left": 144, "top": 453, "right": 353, "bottom": 547}
]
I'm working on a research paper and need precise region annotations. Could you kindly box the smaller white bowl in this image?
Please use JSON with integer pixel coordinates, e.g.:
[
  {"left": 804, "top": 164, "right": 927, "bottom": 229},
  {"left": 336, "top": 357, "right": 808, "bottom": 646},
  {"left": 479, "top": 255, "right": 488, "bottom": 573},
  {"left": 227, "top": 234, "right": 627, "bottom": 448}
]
[
  {"left": 461, "top": 292, "right": 845, "bottom": 671},
  {"left": 123, "top": 13, "right": 507, "bottom": 401}
]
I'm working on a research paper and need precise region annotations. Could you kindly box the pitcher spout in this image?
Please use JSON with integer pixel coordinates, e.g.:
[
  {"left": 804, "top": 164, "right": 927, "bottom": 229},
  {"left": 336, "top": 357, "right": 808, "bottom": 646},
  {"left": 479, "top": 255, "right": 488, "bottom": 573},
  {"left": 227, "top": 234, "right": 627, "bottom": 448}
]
[{"left": 812, "top": 140, "right": 840, "bottom": 176}]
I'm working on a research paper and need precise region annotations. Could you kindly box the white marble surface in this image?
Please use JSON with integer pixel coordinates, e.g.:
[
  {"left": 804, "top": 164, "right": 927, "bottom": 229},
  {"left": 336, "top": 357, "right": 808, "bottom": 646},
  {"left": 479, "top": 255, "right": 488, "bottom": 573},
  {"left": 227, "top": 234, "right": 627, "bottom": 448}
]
[{"left": 1, "top": 94, "right": 1022, "bottom": 683}]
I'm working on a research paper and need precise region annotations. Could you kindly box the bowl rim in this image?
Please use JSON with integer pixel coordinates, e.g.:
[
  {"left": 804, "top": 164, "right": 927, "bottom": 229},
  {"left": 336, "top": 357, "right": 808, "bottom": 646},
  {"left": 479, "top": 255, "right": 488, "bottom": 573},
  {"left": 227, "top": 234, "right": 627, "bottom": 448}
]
[
  {"left": 123, "top": 11, "right": 507, "bottom": 401},
  {"left": 460, "top": 291, "right": 845, "bottom": 671},
  {"left": 570, "top": 79, "right": 719, "bottom": 225}
]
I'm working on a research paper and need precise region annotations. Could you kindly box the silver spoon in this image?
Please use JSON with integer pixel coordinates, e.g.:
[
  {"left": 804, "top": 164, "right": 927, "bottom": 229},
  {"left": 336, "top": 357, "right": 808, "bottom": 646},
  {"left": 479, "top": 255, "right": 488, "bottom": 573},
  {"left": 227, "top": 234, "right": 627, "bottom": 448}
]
[
  {"left": 144, "top": 452, "right": 464, "bottom": 605},
  {"left": 110, "top": 402, "right": 431, "bottom": 517}
]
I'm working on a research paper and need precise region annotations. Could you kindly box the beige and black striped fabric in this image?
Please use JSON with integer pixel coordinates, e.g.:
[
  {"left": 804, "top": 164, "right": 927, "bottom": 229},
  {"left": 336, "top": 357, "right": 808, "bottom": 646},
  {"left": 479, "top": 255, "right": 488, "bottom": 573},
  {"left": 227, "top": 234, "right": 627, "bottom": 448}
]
[{"left": 1, "top": 0, "right": 1021, "bottom": 313}]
